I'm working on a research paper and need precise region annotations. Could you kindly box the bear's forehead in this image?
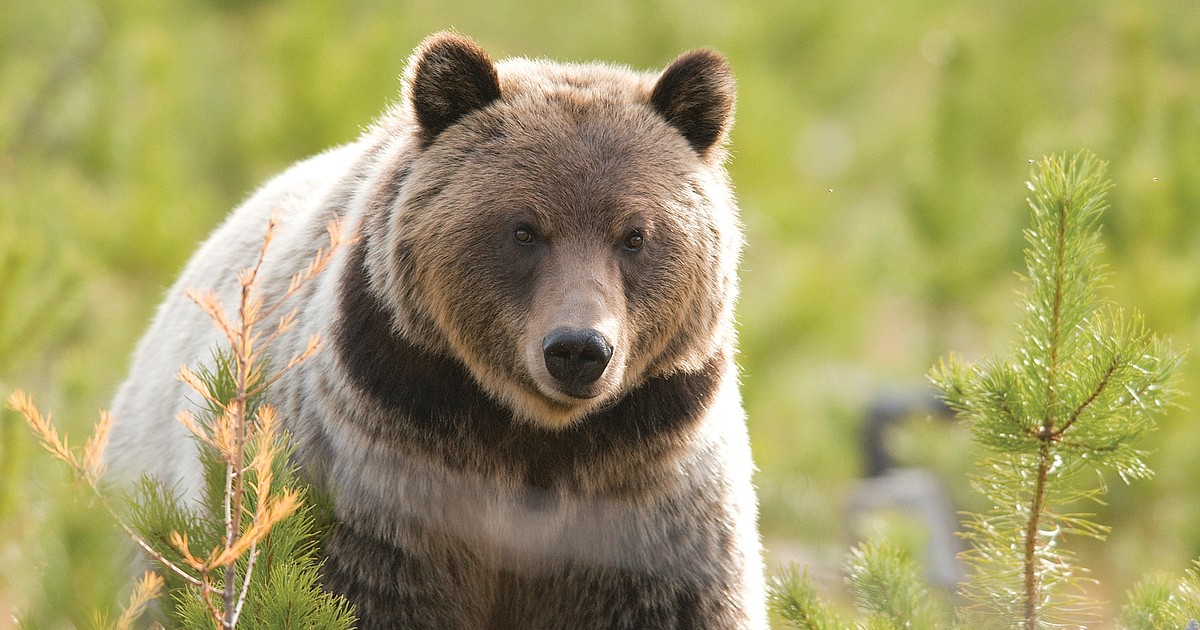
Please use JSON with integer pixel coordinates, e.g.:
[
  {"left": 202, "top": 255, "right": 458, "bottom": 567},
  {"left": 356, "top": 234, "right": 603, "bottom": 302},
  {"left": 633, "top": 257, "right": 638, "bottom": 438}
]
[
  {"left": 406, "top": 59, "right": 713, "bottom": 230},
  {"left": 452, "top": 117, "right": 695, "bottom": 227},
  {"left": 495, "top": 58, "right": 656, "bottom": 101},
  {"left": 474, "top": 64, "right": 693, "bottom": 180}
]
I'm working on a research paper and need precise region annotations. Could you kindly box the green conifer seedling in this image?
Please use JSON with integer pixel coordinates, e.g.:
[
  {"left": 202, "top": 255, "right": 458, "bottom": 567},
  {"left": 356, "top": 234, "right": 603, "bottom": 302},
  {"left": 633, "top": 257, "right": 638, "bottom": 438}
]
[
  {"left": 930, "top": 152, "right": 1180, "bottom": 628},
  {"left": 845, "top": 539, "right": 947, "bottom": 629},
  {"left": 1119, "top": 561, "right": 1200, "bottom": 629},
  {"left": 768, "top": 565, "right": 849, "bottom": 630},
  {"left": 126, "top": 349, "right": 354, "bottom": 629},
  {"left": 769, "top": 153, "right": 1183, "bottom": 630}
]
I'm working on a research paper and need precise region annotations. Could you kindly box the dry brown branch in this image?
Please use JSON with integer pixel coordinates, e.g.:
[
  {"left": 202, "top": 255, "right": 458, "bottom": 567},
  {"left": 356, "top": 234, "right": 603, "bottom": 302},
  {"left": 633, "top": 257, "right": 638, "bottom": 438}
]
[
  {"left": 11, "top": 390, "right": 77, "bottom": 469},
  {"left": 114, "top": 571, "right": 165, "bottom": 630},
  {"left": 7, "top": 392, "right": 206, "bottom": 590},
  {"left": 179, "top": 365, "right": 220, "bottom": 408},
  {"left": 82, "top": 410, "right": 113, "bottom": 483},
  {"left": 247, "top": 334, "right": 323, "bottom": 399},
  {"left": 177, "top": 409, "right": 216, "bottom": 448},
  {"left": 185, "top": 290, "right": 236, "bottom": 347}
]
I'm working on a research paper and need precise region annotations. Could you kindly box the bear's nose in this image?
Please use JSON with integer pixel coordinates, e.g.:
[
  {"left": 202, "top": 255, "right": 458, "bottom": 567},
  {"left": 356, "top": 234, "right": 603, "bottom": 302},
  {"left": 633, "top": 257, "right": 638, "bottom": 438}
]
[{"left": 542, "top": 328, "right": 613, "bottom": 397}]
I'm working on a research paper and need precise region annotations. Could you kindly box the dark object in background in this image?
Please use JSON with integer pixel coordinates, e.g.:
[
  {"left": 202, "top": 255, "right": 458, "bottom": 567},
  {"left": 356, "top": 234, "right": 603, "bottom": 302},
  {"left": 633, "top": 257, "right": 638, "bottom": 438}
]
[{"left": 848, "top": 391, "right": 961, "bottom": 588}]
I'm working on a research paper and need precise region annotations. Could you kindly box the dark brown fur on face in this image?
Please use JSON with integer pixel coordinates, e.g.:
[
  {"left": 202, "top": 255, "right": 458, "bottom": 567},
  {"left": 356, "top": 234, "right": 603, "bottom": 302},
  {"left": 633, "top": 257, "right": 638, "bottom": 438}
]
[
  {"left": 336, "top": 243, "right": 724, "bottom": 472},
  {"left": 366, "top": 33, "right": 742, "bottom": 429}
]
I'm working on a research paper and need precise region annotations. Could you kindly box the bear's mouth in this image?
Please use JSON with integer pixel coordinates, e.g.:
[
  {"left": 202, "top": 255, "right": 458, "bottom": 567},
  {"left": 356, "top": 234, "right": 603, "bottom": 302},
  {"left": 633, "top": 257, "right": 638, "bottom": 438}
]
[
  {"left": 534, "top": 371, "right": 607, "bottom": 405},
  {"left": 550, "top": 382, "right": 604, "bottom": 401}
]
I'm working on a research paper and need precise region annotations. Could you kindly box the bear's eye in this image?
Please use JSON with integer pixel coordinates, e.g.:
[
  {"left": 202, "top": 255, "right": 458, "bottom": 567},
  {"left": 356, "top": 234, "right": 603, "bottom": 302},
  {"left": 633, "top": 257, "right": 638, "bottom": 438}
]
[
  {"left": 513, "top": 227, "right": 536, "bottom": 244},
  {"left": 623, "top": 229, "right": 644, "bottom": 251}
]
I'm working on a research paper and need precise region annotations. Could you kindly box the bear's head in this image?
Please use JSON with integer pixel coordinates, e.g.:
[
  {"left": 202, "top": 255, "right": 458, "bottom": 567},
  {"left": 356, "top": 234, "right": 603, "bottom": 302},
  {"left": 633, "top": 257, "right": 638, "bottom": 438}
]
[{"left": 365, "top": 32, "right": 741, "bottom": 429}]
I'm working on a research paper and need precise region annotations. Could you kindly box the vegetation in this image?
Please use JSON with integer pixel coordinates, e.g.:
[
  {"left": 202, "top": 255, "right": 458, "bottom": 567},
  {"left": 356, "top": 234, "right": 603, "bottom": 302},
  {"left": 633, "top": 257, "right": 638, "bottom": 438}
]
[
  {"left": 771, "top": 153, "right": 1192, "bottom": 629},
  {"left": 8, "top": 216, "right": 354, "bottom": 626},
  {"left": 934, "top": 154, "right": 1179, "bottom": 627},
  {"left": 4, "top": 0, "right": 1200, "bottom": 625}
]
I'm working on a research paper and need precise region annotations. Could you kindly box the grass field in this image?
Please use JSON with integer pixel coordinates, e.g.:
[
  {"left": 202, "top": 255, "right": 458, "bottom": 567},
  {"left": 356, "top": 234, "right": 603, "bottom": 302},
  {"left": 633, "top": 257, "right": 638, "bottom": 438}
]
[{"left": 3, "top": 0, "right": 1200, "bottom": 625}]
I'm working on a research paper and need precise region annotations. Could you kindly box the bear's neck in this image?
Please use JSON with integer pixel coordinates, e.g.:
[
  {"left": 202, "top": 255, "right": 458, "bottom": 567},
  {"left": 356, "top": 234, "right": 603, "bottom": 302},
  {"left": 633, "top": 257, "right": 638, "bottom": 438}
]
[{"left": 332, "top": 241, "right": 725, "bottom": 487}]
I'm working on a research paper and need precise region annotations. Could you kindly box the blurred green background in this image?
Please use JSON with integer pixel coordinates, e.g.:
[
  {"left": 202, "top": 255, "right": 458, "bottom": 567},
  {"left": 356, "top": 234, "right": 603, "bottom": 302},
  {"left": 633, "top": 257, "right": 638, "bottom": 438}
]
[{"left": 3, "top": 0, "right": 1199, "bottom": 625}]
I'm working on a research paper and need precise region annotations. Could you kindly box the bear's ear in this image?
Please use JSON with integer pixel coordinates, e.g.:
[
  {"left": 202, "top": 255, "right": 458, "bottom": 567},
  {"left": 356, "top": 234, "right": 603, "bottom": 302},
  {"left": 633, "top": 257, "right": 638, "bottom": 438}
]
[
  {"left": 404, "top": 32, "right": 501, "bottom": 145},
  {"left": 650, "top": 50, "right": 736, "bottom": 159}
]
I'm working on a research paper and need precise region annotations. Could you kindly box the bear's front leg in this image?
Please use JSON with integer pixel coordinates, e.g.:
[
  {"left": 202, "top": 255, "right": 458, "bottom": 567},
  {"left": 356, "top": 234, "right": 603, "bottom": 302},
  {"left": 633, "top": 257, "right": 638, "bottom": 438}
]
[
  {"left": 321, "top": 520, "right": 494, "bottom": 630},
  {"left": 490, "top": 562, "right": 747, "bottom": 630}
]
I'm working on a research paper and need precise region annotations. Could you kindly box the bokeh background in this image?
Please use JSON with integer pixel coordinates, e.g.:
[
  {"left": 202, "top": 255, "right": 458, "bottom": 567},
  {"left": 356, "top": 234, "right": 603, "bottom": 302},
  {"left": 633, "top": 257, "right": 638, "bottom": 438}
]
[{"left": 3, "top": 0, "right": 1199, "bottom": 625}]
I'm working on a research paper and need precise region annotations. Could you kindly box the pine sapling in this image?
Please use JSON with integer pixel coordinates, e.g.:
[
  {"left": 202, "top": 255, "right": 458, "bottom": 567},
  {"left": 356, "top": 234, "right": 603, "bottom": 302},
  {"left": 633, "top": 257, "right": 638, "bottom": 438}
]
[
  {"left": 931, "top": 152, "right": 1180, "bottom": 628},
  {"left": 768, "top": 538, "right": 945, "bottom": 630},
  {"left": 1120, "top": 561, "right": 1200, "bottom": 629},
  {"left": 769, "top": 152, "right": 1182, "bottom": 630},
  {"left": 768, "top": 565, "right": 849, "bottom": 630},
  {"left": 844, "top": 539, "right": 947, "bottom": 629},
  {"left": 8, "top": 214, "right": 356, "bottom": 628}
]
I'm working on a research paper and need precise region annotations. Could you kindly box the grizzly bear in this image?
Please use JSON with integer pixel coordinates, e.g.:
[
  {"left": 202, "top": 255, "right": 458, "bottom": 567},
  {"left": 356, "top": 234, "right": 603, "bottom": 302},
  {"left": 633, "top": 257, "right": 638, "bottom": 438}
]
[{"left": 107, "top": 32, "right": 765, "bottom": 628}]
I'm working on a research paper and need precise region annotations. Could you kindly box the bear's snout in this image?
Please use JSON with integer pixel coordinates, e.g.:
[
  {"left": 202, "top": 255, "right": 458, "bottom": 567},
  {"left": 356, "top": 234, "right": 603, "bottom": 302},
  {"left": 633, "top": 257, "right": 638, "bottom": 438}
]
[{"left": 541, "top": 327, "right": 613, "bottom": 398}]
